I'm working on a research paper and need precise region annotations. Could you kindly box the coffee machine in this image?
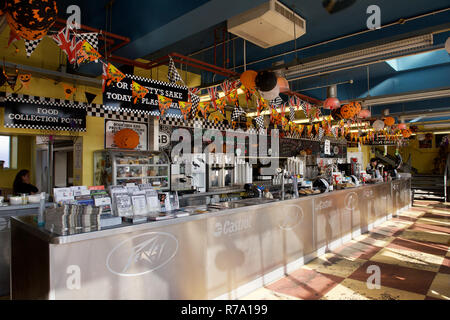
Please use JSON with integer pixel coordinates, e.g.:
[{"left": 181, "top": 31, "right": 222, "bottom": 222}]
[
  {"left": 207, "top": 153, "right": 235, "bottom": 190},
  {"left": 171, "top": 153, "right": 206, "bottom": 193}
]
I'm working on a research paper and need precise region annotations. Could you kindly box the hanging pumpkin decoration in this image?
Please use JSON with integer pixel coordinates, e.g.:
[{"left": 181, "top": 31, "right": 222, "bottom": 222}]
[
  {"left": 114, "top": 128, "right": 140, "bottom": 150},
  {"left": 18, "top": 73, "right": 31, "bottom": 89},
  {"left": 402, "top": 129, "right": 412, "bottom": 138},
  {"left": 5, "top": 0, "right": 58, "bottom": 41},
  {"left": 331, "top": 107, "right": 343, "bottom": 120},
  {"left": 240, "top": 70, "right": 258, "bottom": 90},
  {"left": 353, "top": 102, "right": 362, "bottom": 114},
  {"left": 340, "top": 104, "right": 355, "bottom": 119},
  {"left": 384, "top": 116, "right": 395, "bottom": 126}
]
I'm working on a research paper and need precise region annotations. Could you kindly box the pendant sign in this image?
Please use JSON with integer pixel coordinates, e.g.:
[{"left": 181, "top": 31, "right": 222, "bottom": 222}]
[
  {"left": 4, "top": 98, "right": 86, "bottom": 132},
  {"left": 103, "top": 74, "right": 188, "bottom": 114}
]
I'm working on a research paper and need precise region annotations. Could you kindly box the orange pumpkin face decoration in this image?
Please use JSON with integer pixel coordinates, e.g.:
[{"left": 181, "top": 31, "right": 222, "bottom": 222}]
[
  {"left": 340, "top": 104, "right": 355, "bottom": 119},
  {"left": 402, "top": 129, "right": 412, "bottom": 138},
  {"left": 5, "top": 0, "right": 58, "bottom": 41},
  {"left": 114, "top": 129, "right": 140, "bottom": 150}
]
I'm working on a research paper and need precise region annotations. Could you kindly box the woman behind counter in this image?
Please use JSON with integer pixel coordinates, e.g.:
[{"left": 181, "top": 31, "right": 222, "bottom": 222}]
[{"left": 13, "top": 170, "right": 38, "bottom": 195}]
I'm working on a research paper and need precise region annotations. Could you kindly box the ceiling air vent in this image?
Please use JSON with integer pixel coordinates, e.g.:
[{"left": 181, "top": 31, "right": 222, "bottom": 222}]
[{"left": 227, "top": 0, "right": 306, "bottom": 49}]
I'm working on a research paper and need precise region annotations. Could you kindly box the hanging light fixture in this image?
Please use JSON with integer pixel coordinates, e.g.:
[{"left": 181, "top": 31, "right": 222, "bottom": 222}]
[{"left": 323, "top": 84, "right": 340, "bottom": 110}]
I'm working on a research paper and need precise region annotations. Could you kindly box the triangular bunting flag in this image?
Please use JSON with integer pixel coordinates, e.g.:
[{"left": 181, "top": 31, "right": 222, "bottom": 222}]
[
  {"left": 78, "top": 33, "right": 99, "bottom": 51},
  {"left": 8, "top": 29, "right": 20, "bottom": 47},
  {"left": 6, "top": 73, "right": 18, "bottom": 91},
  {"left": 189, "top": 91, "right": 200, "bottom": 118},
  {"left": 255, "top": 115, "right": 265, "bottom": 130},
  {"left": 178, "top": 101, "right": 192, "bottom": 121},
  {"left": 132, "top": 81, "right": 149, "bottom": 104},
  {"left": 52, "top": 27, "right": 84, "bottom": 64},
  {"left": 102, "top": 62, "right": 125, "bottom": 92},
  {"left": 198, "top": 101, "right": 210, "bottom": 119},
  {"left": 24, "top": 38, "right": 42, "bottom": 58},
  {"left": 158, "top": 95, "right": 172, "bottom": 117},
  {"left": 85, "top": 92, "right": 97, "bottom": 105},
  {"left": 168, "top": 56, "right": 183, "bottom": 84},
  {"left": 77, "top": 40, "right": 102, "bottom": 65}
]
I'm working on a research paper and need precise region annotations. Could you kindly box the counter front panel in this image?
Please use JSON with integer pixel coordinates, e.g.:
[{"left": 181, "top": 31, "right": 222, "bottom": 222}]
[{"left": 10, "top": 180, "right": 411, "bottom": 300}]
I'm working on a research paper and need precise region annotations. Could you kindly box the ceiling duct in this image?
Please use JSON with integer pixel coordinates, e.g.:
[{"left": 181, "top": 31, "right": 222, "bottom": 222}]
[
  {"left": 286, "top": 34, "right": 434, "bottom": 78},
  {"left": 360, "top": 87, "right": 450, "bottom": 107},
  {"left": 228, "top": 0, "right": 306, "bottom": 49}
]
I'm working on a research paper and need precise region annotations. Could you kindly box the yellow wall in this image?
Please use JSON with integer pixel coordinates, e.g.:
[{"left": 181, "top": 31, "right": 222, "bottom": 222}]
[
  {"left": 0, "top": 135, "right": 34, "bottom": 189},
  {"left": 393, "top": 138, "right": 441, "bottom": 174},
  {"left": 0, "top": 24, "right": 201, "bottom": 188}
]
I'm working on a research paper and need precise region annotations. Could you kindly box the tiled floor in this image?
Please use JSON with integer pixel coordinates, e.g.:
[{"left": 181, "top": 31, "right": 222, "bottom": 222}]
[{"left": 242, "top": 200, "right": 450, "bottom": 300}]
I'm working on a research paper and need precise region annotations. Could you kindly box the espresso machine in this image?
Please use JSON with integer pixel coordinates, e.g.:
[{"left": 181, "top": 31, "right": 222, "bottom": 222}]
[{"left": 171, "top": 153, "right": 206, "bottom": 193}]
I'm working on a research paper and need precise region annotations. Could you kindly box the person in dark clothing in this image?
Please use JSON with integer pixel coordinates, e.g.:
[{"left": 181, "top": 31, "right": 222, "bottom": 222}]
[{"left": 13, "top": 170, "right": 38, "bottom": 195}]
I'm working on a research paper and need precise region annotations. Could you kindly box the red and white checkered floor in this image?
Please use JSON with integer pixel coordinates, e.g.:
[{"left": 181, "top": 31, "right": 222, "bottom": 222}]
[{"left": 242, "top": 200, "right": 450, "bottom": 300}]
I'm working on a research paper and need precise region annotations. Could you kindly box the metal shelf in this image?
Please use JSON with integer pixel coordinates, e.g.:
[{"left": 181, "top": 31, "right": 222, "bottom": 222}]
[
  {"left": 116, "top": 176, "right": 168, "bottom": 180},
  {"left": 116, "top": 164, "right": 169, "bottom": 167}
]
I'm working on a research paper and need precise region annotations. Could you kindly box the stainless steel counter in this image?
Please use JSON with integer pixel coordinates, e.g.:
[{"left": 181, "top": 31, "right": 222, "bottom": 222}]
[
  {"left": 9, "top": 179, "right": 411, "bottom": 300},
  {"left": 0, "top": 202, "right": 53, "bottom": 297}
]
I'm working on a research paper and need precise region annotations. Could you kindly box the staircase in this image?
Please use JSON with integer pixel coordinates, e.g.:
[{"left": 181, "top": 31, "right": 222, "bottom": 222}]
[
  {"left": 411, "top": 175, "right": 447, "bottom": 201},
  {"left": 374, "top": 149, "right": 418, "bottom": 174}
]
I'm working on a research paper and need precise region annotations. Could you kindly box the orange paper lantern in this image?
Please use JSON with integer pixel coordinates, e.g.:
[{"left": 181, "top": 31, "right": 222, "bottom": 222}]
[
  {"left": 240, "top": 70, "right": 258, "bottom": 90},
  {"left": 277, "top": 77, "right": 290, "bottom": 93},
  {"left": 384, "top": 117, "right": 395, "bottom": 126},
  {"left": 114, "top": 129, "right": 140, "bottom": 149}
]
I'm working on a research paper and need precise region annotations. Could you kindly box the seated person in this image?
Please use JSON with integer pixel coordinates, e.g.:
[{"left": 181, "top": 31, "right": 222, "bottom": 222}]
[{"left": 13, "top": 170, "right": 38, "bottom": 195}]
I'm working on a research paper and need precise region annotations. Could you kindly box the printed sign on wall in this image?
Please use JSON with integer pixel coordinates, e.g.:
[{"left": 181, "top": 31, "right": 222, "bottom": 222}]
[
  {"left": 103, "top": 74, "right": 189, "bottom": 114},
  {"left": 105, "top": 120, "right": 148, "bottom": 151},
  {"left": 4, "top": 98, "right": 87, "bottom": 132}
]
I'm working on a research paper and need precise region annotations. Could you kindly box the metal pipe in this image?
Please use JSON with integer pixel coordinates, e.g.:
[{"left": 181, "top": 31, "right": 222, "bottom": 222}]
[{"left": 47, "top": 139, "right": 54, "bottom": 197}]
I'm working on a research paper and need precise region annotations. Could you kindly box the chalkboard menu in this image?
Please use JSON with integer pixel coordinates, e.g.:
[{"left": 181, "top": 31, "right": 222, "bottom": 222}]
[{"left": 279, "top": 138, "right": 321, "bottom": 157}]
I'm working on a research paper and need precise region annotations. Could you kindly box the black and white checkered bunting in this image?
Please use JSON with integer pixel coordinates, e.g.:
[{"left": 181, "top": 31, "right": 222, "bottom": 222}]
[
  {"left": 270, "top": 96, "right": 283, "bottom": 106},
  {"left": 189, "top": 92, "right": 200, "bottom": 118},
  {"left": 231, "top": 105, "right": 246, "bottom": 122},
  {"left": 168, "top": 56, "right": 183, "bottom": 84},
  {"left": 78, "top": 33, "right": 99, "bottom": 50},
  {"left": 289, "top": 105, "right": 296, "bottom": 122},
  {"left": 255, "top": 115, "right": 265, "bottom": 130},
  {"left": 24, "top": 39, "right": 42, "bottom": 57},
  {"left": 159, "top": 118, "right": 231, "bottom": 131}
]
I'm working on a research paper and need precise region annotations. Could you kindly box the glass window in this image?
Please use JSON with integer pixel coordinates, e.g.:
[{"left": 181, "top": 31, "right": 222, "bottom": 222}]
[{"left": 0, "top": 136, "right": 10, "bottom": 169}]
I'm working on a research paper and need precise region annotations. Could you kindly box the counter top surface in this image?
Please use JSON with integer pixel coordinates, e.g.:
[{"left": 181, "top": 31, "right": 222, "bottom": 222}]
[
  {"left": 11, "top": 179, "right": 410, "bottom": 245},
  {"left": 0, "top": 203, "right": 53, "bottom": 213}
]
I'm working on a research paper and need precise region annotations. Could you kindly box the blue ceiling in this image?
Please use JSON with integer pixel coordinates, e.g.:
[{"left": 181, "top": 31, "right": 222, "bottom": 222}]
[{"left": 56, "top": 0, "right": 450, "bottom": 120}]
